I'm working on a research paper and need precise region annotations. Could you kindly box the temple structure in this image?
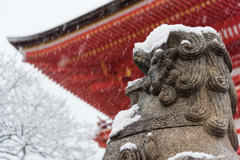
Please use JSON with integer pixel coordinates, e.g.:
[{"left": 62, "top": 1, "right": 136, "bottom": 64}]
[{"left": 7, "top": 0, "right": 240, "bottom": 149}]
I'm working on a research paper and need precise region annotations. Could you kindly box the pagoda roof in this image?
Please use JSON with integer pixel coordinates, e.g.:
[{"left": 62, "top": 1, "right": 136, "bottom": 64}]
[{"left": 7, "top": 0, "right": 240, "bottom": 118}]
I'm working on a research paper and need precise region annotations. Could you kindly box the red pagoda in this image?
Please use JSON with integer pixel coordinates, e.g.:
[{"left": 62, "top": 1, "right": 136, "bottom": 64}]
[{"left": 7, "top": 0, "right": 240, "bottom": 149}]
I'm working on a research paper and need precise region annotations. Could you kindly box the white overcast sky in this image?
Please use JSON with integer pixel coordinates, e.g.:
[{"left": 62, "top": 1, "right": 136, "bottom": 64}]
[{"left": 0, "top": 0, "right": 114, "bottom": 124}]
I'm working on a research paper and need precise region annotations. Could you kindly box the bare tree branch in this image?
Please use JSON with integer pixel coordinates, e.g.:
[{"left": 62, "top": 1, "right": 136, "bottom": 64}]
[{"left": 0, "top": 52, "right": 98, "bottom": 160}]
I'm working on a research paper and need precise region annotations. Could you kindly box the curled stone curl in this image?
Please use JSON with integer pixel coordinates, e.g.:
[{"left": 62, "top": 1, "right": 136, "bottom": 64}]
[
  {"left": 164, "top": 70, "right": 180, "bottom": 85},
  {"left": 157, "top": 70, "right": 168, "bottom": 81},
  {"left": 162, "top": 58, "right": 174, "bottom": 70},
  {"left": 185, "top": 105, "right": 209, "bottom": 122},
  {"left": 203, "top": 32, "right": 232, "bottom": 72},
  {"left": 119, "top": 149, "right": 141, "bottom": 160},
  {"left": 209, "top": 39, "right": 226, "bottom": 56},
  {"left": 159, "top": 84, "right": 178, "bottom": 107},
  {"left": 165, "top": 48, "right": 177, "bottom": 59},
  {"left": 178, "top": 34, "right": 207, "bottom": 60},
  {"left": 150, "top": 81, "right": 162, "bottom": 95},
  {"left": 207, "top": 75, "right": 229, "bottom": 93},
  {"left": 204, "top": 116, "right": 228, "bottom": 138},
  {"left": 175, "top": 69, "right": 204, "bottom": 95}
]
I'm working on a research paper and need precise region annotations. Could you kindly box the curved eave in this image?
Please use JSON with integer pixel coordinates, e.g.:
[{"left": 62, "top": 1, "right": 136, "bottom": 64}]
[{"left": 7, "top": 0, "right": 142, "bottom": 49}]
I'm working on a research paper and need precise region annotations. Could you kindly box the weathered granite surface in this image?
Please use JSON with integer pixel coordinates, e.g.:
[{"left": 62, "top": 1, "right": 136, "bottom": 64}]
[{"left": 103, "top": 28, "right": 240, "bottom": 160}]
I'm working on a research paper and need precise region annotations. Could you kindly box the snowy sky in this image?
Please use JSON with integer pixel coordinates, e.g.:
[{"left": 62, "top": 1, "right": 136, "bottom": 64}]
[{"left": 0, "top": 0, "right": 113, "bottom": 124}]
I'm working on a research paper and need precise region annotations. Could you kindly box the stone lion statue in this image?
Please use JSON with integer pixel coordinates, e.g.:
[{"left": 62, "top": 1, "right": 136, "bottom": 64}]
[{"left": 103, "top": 25, "right": 239, "bottom": 160}]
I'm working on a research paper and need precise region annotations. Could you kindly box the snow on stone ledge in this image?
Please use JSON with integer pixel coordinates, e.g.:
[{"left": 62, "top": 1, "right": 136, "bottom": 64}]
[
  {"left": 120, "top": 142, "right": 137, "bottom": 152},
  {"left": 109, "top": 104, "right": 141, "bottom": 137},
  {"left": 126, "top": 78, "right": 143, "bottom": 89},
  {"left": 134, "top": 24, "right": 218, "bottom": 53},
  {"left": 168, "top": 151, "right": 224, "bottom": 160}
]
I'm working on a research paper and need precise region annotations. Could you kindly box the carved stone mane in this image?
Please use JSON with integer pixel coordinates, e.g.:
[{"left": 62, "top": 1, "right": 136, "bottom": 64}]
[{"left": 103, "top": 27, "right": 239, "bottom": 160}]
